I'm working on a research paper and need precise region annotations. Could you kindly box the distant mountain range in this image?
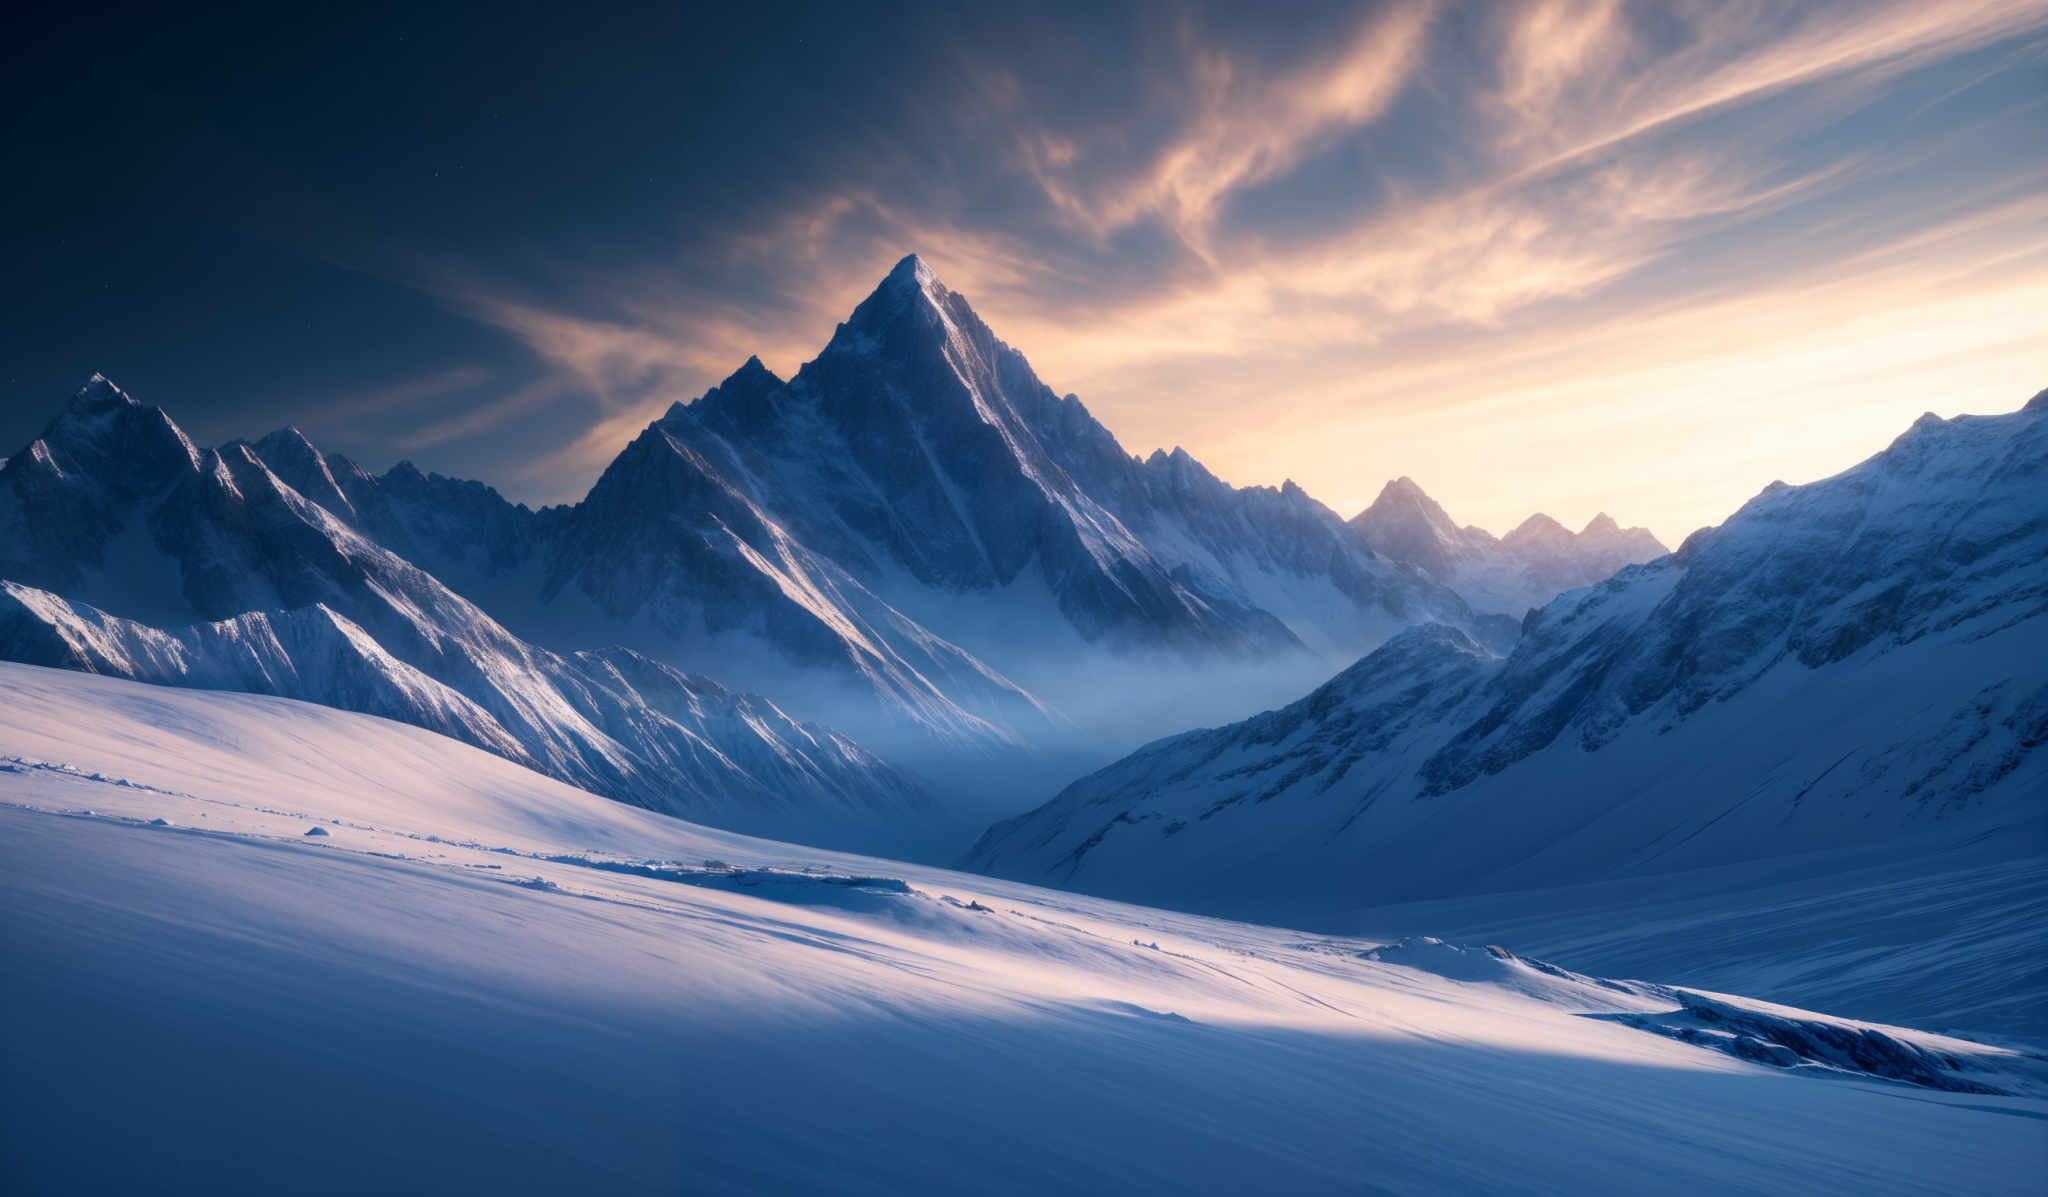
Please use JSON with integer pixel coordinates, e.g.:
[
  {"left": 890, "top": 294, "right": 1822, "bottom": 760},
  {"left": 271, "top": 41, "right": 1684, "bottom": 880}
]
[
  {"left": 1351, "top": 477, "right": 1666, "bottom": 617},
  {"left": 0, "top": 256, "right": 1678, "bottom": 855},
  {"left": 969, "top": 393, "right": 2048, "bottom": 919}
]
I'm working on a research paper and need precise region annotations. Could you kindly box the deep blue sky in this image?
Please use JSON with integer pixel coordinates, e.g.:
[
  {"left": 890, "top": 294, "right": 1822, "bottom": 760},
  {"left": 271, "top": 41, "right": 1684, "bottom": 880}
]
[{"left": 6, "top": 1, "right": 2044, "bottom": 538}]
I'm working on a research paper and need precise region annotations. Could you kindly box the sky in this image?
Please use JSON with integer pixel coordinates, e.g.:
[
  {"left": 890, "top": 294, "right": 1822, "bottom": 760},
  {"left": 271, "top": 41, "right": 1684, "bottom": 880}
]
[{"left": 4, "top": 0, "right": 2044, "bottom": 544}]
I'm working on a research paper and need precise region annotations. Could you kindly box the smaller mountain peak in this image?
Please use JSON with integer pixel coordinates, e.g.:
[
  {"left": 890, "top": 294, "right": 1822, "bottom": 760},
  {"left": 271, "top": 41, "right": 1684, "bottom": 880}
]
[
  {"left": 255, "top": 425, "right": 320, "bottom": 459},
  {"left": 1144, "top": 445, "right": 1224, "bottom": 490},
  {"left": 1503, "top": 512, "right": 1570, "bottom": 545},
  {"left": 2025, "top": 387, "right": 2048, "bottom": 414},
  {"left": 1582, "top": 512, "right": 1620, "bottom": 536},
  {"left": 217, "top": 439, "right": 264, "bottom": 468},
  {"left": 1361, "top": 476, "right": 1455, "bottom": 527},
  {"left": 1374, "top": 476, "right": 1437, "bottom": 507},
  {"left": 722, "top": 354, "right": 781, "bottom": 389},
  {"left": 67, "top": 373, "right": 136, "bottom": 414},
  {"left": 690, "top": 354, "right": 787, "bottom": 426},
  {"left": 384, "top": 459, "right": 427, "bottom": 485},
  {"left": 326, "top": 452, "right": 373, "bottom": 484}
]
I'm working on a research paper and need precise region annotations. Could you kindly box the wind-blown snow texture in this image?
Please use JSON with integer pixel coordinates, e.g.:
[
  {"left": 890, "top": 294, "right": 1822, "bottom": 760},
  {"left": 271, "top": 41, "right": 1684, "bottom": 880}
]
[
  {"left": 3, "top": 663, "right": 2041, "bottom": 1195},
  {"left": 970, "top": 393, "right": 2048, "bottom": 998},
  {"left": 1351, "top": 476, "right": 1667, "bottom": 617}
]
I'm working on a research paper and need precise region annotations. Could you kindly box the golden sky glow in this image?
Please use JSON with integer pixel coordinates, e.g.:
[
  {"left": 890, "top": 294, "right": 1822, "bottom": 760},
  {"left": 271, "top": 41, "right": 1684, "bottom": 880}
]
[{"left": 355, "top": 1, "right": 2048, "bottom": 544}]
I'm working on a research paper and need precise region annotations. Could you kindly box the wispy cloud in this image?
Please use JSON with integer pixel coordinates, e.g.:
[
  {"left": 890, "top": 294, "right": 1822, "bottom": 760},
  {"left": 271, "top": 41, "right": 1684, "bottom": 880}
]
[
  {"left": 316, "top": 365, "right": 497, "bottom": 423},
  {"left": 1023, "top": 1, "right": 1438, "bottom": 254}
]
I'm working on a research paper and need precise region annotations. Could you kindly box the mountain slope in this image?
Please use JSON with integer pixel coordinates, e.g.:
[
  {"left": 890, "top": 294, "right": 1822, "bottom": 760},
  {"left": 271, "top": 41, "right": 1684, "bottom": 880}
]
[
  {"left": 4, "top": 662, "right": 2041, "bottom": 1194},
  {"left": 527, "top": 412, "right": 1055, "bottom": 757},
  {"left": 1350, "top": 476, "right": 1667, "bottom": 617},
  {"left": 242, "top": 416, "right": 1046, "bottom": 762},
  {"left": 971, "top": 393, "right": 2048, "bottom": 924},
  {"left": 0, "top": 378, "right": 946, "bottom": 855}
]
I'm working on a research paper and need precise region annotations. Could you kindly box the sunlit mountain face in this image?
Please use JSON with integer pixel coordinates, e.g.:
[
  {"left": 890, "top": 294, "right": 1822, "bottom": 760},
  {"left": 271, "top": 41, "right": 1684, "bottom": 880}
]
[{"left": 4, "top": 4, "right": 2046, "bottom": 1194}]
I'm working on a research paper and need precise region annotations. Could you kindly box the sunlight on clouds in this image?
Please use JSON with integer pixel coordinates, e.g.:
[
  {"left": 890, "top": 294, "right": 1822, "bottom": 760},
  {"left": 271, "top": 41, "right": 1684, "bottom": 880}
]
[
  {"left": 1203, "top": 196, "right": 2048, "bottom": 543},
  {"left": 397, "top": 0, "right": 2047, "bottom": 532},
  {"left": 1023, "top": 1, "right": 1435, "bottom": 254},
  {"left": 1511, "top": 0, "right": 2048, "bottom": 177}
]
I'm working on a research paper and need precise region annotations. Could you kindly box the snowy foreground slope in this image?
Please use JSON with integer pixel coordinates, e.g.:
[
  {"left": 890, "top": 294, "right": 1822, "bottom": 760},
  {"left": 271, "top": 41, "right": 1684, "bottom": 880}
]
[
  {"left": 971, "top": 396, "right": 2048, "bottom": 982},
  {"left": 4, "top": 664, "right": 2044, "bottom": 1195}
]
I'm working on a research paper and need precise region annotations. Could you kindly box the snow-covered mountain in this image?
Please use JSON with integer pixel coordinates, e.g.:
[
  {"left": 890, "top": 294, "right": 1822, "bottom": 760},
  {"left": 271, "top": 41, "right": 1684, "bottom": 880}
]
[
  {"left": 146, "top": 256, "right": 1505, "bottom": 796},
  {"left": 0, "top": 377, "right": 948, "bottom": 856},
  {"left": 6, "top": 662, "right": 2041, "bottom": 1193},
  {"left": 641, "top": 255, "right": 1499, "bottom": 735},
  {"left": 970, "top": 393, "right": 2048, "bottom": 924},
  {"left": 1350, "top": 476, "right": 1667, "bottom": 617}
]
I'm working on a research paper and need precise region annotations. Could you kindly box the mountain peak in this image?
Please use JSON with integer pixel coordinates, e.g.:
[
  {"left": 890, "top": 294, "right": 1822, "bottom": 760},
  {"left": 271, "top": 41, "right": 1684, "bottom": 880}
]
[
  {"left": 1375, "top": 476, "right": 1437, "bottom": 507},
  {"left": 1582, "top": 512, "right": 1620, "bottom": 536},
  {"left": 1350, "top": 477, "right": 1473, "bottom": 580},
  {"left": 886, "top": 253, "right": 940, "bottom": 293},
  {"left": 1504, "top": 512, "right": 1570, "bottom": 544},
  {"left": 66, "top": 373, "right": 136, "bottom": 415},
  {"left": 683, "top": 354, "right": 788, "bottom": 428},
  {"left": 255, "top": 425, "right": 320, "bottom": 461},
  {"left": 823, "top": 253, "right": 981, "bottom": 366},
  {"left": 34, "top": 375, "right": 201, "bottom": 489},
  {"left": 1359, "top": 476, "right": 1456, "bottom": 531},
  {"left": 860, "top": 254, "right": 952, "bottom": 317},
  {"left": 724, "top": 354, "right": 780, "bottom": 390}
]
